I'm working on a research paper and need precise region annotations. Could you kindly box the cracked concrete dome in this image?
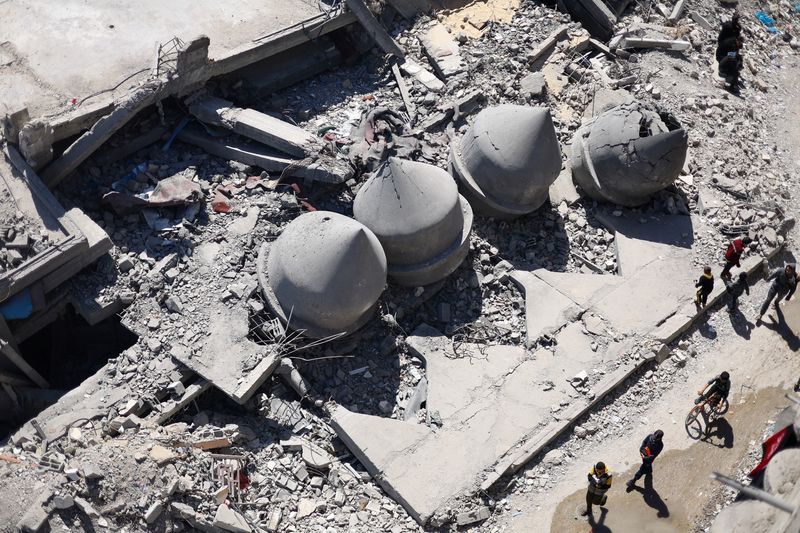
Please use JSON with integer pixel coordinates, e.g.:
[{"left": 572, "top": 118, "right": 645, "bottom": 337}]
[
  {"left": 570, "top": 102, "right": 688, "bottom": 207},
  {"left": 353, "top": 157, "right": 473, "bottom": 287},
  {"left": 450, "top": 104, "right": 561, "bottom": 219},
  {"left": 258, "top": 211, "right": 387, "bottom": 339}
]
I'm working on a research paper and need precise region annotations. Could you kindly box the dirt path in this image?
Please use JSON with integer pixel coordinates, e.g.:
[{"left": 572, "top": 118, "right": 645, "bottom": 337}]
[
  {"left": 497, "top": 311, "right": 800, "bottom": 533},
  {"left": 548, "top": 387, "right": 788, "bottom": 533}
]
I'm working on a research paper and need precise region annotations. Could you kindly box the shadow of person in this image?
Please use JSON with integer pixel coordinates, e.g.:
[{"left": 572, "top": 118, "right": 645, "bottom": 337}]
[
  {"left": 588, "top": 507, "right": 612, "bottom": 533},
  {"left": 631, "top": 475, "right": 670, "bottom": 518},
  {"left": 703, "top": 417, "right": 734, "bottom": 448},
  {"left": 728, "top": 307, "right": 753, "bottom": 339},
  {"left": 761, "top": 305, "right": 800, "bottom": 351}
]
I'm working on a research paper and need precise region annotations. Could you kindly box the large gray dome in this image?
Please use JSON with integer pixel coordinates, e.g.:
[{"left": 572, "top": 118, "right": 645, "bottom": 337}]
[
  {"left": 258, "top": 211, "right": 387, "bottom": 339},
  {"left": 450, "top": 104, "right": 561, "bottom": 219},
  {"left": 571, "top": 102, "right": 688, "bottom": 207},
  {"left": 353, "top": 157, "right": 472, "bottom": 286}
]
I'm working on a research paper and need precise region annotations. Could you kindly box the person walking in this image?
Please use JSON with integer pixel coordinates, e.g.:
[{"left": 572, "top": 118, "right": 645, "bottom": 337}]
[
  {"left": 757, "top": 264, "right": 798, "bottom": 322},
  {"left": 724, "top": 271, "right": 749, "bottom": 311},
  {"left": 626, "top": 430, "right": 664, "bottom": 491},
  {"left": 721, "top": 236, "right": 752, "bottom": 279},
  {"left": 695, "top": 266, "right": 715, "bottom": 308},
  {"left": 585, "top": 462, "right": 612, "bottom": 517}
]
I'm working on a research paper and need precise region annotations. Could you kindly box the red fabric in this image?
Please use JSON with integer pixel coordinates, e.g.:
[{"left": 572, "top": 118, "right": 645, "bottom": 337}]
[{"left": 750, "top": 426, "right": 791, "bottom": 477}]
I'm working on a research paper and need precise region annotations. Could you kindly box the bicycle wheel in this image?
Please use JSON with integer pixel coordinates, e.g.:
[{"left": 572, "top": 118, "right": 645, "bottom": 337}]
[{"left": 685, "top": 409, "right": 703, "bottom": 439}]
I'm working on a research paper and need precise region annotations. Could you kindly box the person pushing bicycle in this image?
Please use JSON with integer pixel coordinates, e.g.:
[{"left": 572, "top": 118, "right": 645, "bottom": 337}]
[{"left": 695, "top": 371, "right": 731, "bottom": 408}]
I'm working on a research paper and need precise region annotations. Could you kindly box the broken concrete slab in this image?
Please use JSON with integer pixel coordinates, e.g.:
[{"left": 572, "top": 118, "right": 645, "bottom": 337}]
[
  {"left": 561, "top": 0, "right": 617, "bottom": 41},
  {"left": 188, "top": 95, "right": 320, "bottom": 158},
  {"left": 213, "top": 503, "right": 252, "bottom": 533},
  {"left": 42, "top": 82, "right": 161, "bottom": 188},
  {"left": 548, "top": 163, "right": 581, "bottom": 206},
  {"left": 258, "top": 211, "right": 387, "bottom": 339},
  {"left": 345, "top": 0, "right": 405, "bottom": 59},
  {"left": 172, "top": 303, "right": 280, "bottom": 404},
  {"left": 16, "top": 488, "right": 53, "bottom": 533},
  {"left": 450, "top": 105, "right": 561, "bottom": 219},
  {"left": 419, "top": 23, "right": 463, "bottom": 79},
  {"left": 510, "top": 270, "right": 581, "bottom": 345},
  {"left": 399, "top": 59, "right": 445, "bottom": 93},
  {"left": 527, "top": 24, "right": 570, "bottom": 67},
  {"left": 353, "top": 158, "right": 472, "bottom": 286},
  {"left": 519, "top": 72, "right": 547, "bottom": 100},
  {"left": 177, "top": 126, "right": 353, "bottom": 184},
  {"left": 331, "top": 323, "right": 617, "bottom": 524}
]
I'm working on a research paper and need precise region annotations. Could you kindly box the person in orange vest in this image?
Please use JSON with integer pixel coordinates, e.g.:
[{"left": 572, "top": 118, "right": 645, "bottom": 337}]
[
  {"left": 695, "top": 266, "right": 714, "bottom": 308},
  {"left": 585, "top": 462, "right": 612, "bottom": 517},
  {"left": 721, "top": 236, "right": 752, "bottom": 280},
  {"left": 626, "top": 430, "right": 664, "bottom": 491}
]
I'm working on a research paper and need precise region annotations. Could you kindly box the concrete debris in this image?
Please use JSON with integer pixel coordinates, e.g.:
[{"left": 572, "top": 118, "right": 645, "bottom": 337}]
[
  {"left": 259, "top": 210, "right": 387, "bottom": 338},
  {"left": 622, "top": 37, "right": 691, "bottom": 51},
  {"left": 1, "top": 0, "right": 797, "bottom": 531},
  {"left": 571, "top": 102, "right": 688, "bottom": 206},
  {"left": 419, "top": 23, "right": 464, "bottom": 79},
  {"left": 187, "top": 95, "right": 321, "bottom": 158},
  {"left": 213, "top": 503, "right": 252, "bottom": 533},
  {"left": 450, "top": 105, "right": 561, "bottom": 219},
  {"left": 354, "top": 157, "right": 472, "bottom": 286}
]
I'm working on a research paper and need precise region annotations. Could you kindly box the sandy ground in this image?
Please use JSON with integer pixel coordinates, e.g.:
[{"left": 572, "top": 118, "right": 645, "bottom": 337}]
[{"left": 549, "top": 387, "right": 789, "bottom": 533}]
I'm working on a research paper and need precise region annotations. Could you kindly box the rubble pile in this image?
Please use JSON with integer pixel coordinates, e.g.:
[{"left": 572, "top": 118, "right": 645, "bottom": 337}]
[{"left": 0, "top": 0, "right": 798, "bottom": 530}]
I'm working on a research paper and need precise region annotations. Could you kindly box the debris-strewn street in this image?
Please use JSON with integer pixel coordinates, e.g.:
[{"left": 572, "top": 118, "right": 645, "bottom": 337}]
[{"left": 1, "top": 0, "right": 800, "bottom": 531}]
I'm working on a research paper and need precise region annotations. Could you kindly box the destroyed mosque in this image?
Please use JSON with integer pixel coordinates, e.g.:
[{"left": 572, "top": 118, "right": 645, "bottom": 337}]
[{"left": 1, "top": 0, "right": 800, "bottom": 532}]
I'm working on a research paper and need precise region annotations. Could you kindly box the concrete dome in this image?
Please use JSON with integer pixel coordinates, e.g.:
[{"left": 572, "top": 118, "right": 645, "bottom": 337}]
[
  {"left": 764, "top": 448, "right": 800, "bottom": 497},
  {"left": 709, "top": 500, "right": 780, "bottom": 533},
  {"left": 571, "top": 102, "right": 688, "bottom": 207},
  {"left": 450, "top": 104, "right": 561, "bottom": 219},
  {"left": 258, "top": 211, "right": 387, "bottom": 339},
  {"left": 353, "top": 157, "right": 473, "bottom": 286}
]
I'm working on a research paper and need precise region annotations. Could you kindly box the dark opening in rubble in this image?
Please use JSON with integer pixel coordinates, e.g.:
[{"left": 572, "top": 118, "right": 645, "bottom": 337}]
[
  {"left": 0, "top": 309, "right": 137, "bottom": 439},
  {"left": 658, "top": 110, "right": 682, "bottom": 132}
]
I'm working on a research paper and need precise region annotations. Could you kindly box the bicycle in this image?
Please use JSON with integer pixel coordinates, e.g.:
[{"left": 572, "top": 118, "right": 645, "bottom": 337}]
[{"left": 685, "top": 393, "right": 730, "bottom": 439}]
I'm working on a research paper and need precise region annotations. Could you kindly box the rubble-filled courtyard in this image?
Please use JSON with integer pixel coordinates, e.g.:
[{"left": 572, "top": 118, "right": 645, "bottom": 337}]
[{"left": 1, "top": 0, "right": 800, "bottom": 532}]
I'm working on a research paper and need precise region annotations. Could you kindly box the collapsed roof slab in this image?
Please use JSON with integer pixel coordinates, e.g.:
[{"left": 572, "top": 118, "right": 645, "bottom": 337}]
[
  {"left": 0, "top": 0, "right": 356, "bottom": 136},
  {"left": 331, "top": 323, "right": 639, "bottom": 525}
]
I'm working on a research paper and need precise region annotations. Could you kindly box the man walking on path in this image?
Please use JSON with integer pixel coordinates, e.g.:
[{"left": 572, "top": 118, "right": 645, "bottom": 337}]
[
  {"left": 757, "top": 264, "right": 798, "bottom": 322},
  {"left": 585, "top": 462, "right": 612, "bottom": 518},
  {"left": 721, "top": 236, "right": 752, "bottom": 279},
  {"left": 626, "top": 430, "right": 664, "bottom": 491},
  {"left": 724, "top": 271, "right": 749, "bottom": 311},
  {"left": 695, "top": 266, "right": 715, "bottom": 308}
]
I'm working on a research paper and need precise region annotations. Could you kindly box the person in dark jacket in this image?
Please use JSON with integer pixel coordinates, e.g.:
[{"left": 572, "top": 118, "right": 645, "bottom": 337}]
[
  {"left": 695, "top": 266, "right": 715, "bottom": 308},
  {"left": 757, "top": 264, "right": 798, "bottom": 322},
  {"left": 721, "top": 236, "right": 753, "bottom": 279},
  {"left": 716, "top": 15, "right": 744, "bottom": 92},
  {"left": 717, "top": 13, "right": 742, "bottom": 45},
  {"left": 626, "top": 430, "right": 664, "bottom": 490},
  {"left": 724, "top": 271, "right": 749, "bottom": 311}
]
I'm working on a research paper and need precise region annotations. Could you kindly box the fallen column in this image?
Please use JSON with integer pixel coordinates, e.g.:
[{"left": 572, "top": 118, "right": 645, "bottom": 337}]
[{"left": 187, "top": 95, "right": 321, "bottom": 158}]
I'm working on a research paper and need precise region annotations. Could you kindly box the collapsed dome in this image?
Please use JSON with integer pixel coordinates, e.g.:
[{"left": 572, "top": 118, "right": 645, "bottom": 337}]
[
  {"left": 570, "top": 102, "right": 688, "bottom": 207},
  {"left": 258, "top": 211, "right": 387, "bottom": 339},
  {"left": 353, "top": 157, "right": 473, "bottom": 286},
  {"left": 450, "top": 104, "right": 562, "bottom": 219}
]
